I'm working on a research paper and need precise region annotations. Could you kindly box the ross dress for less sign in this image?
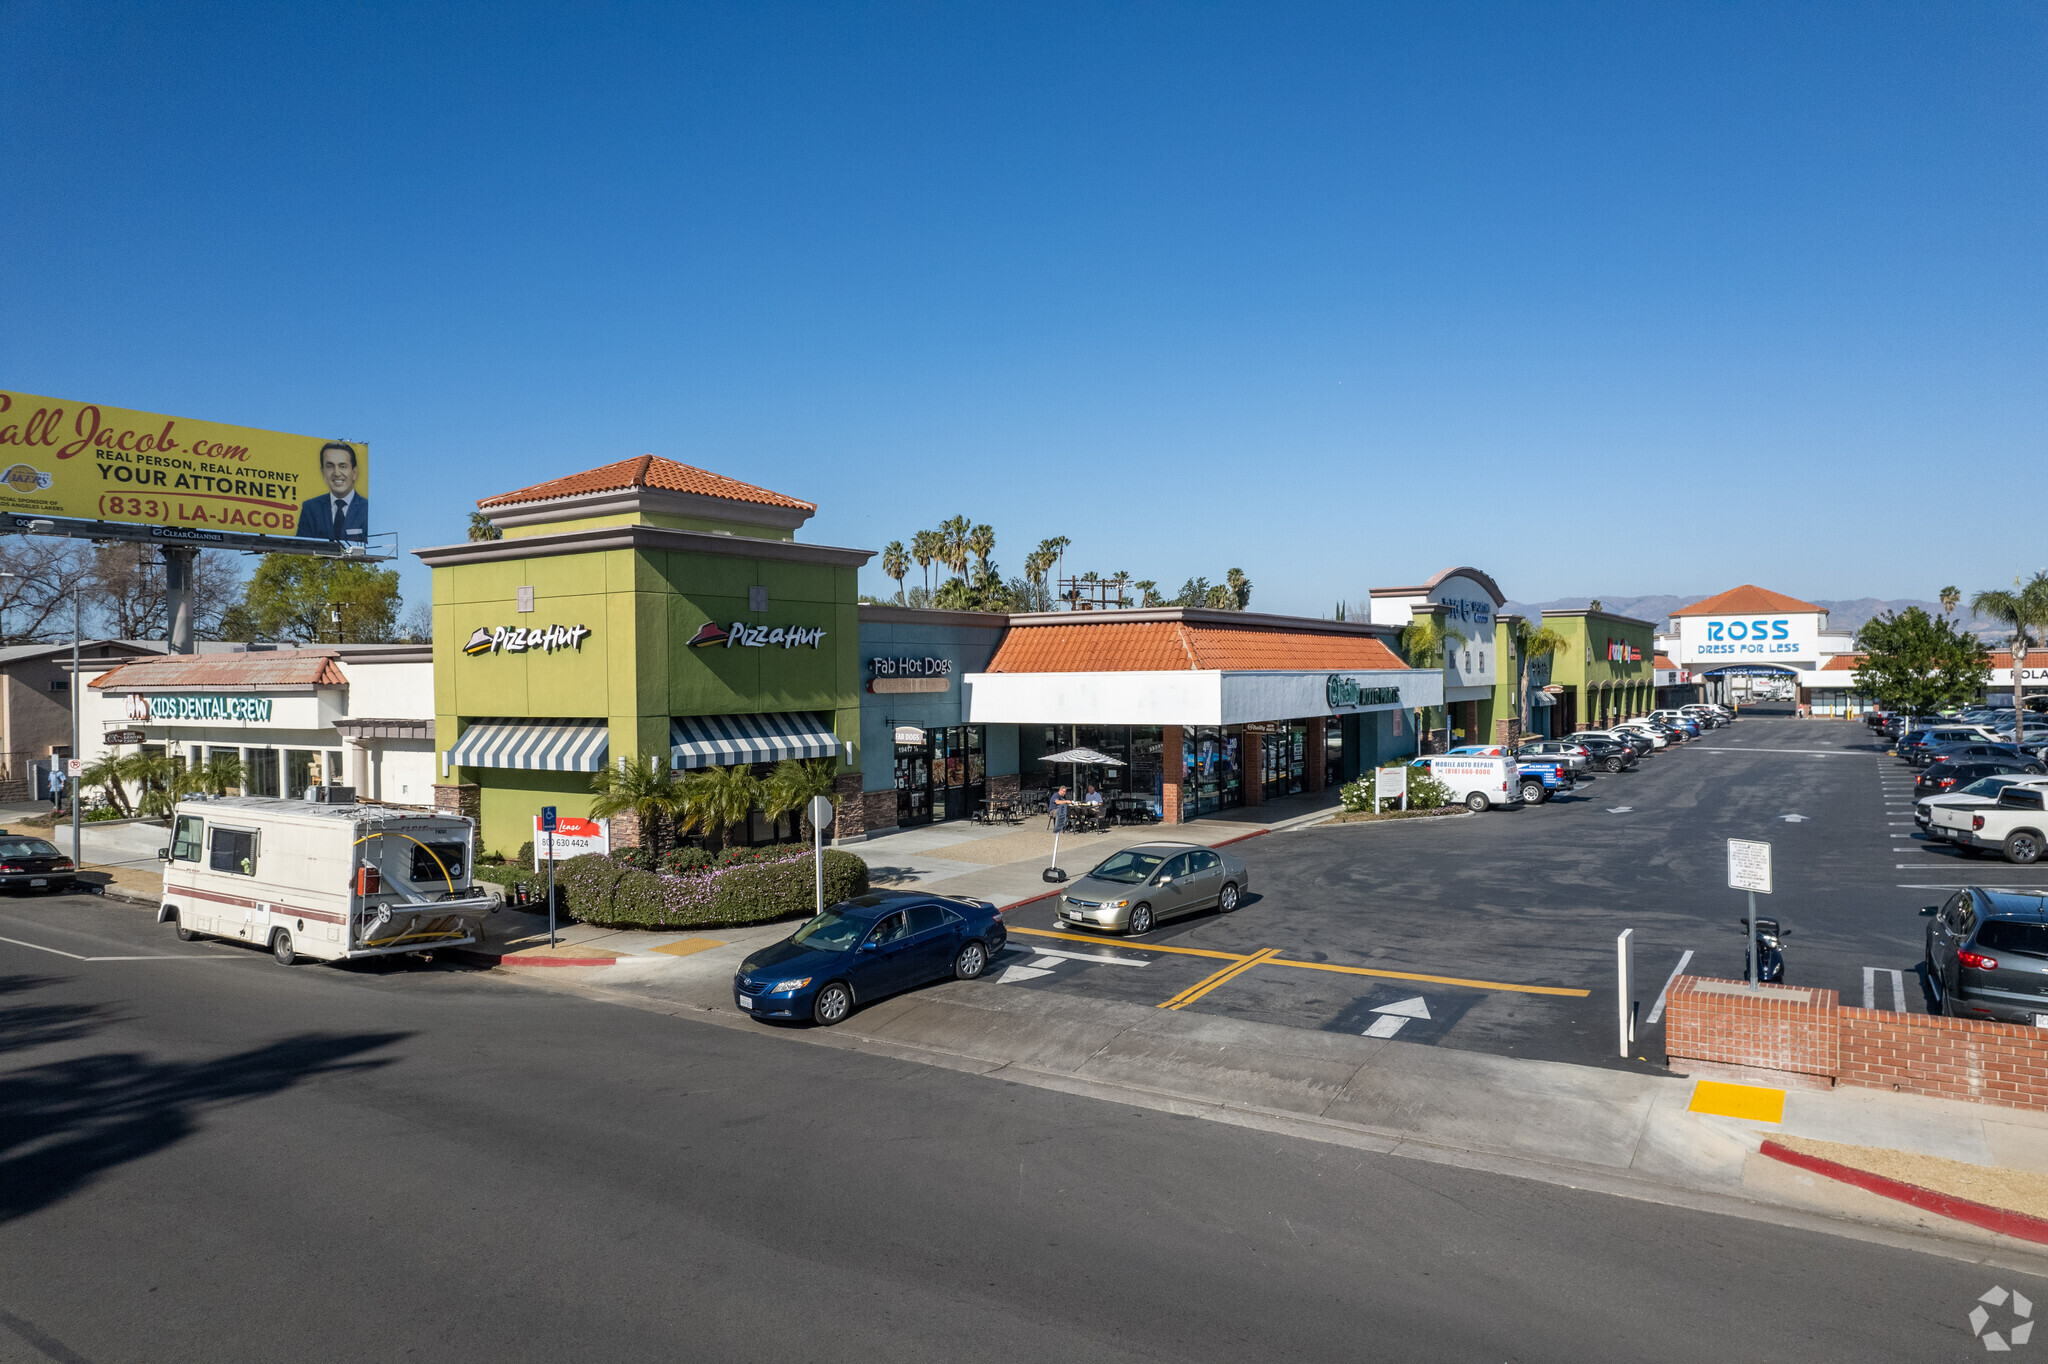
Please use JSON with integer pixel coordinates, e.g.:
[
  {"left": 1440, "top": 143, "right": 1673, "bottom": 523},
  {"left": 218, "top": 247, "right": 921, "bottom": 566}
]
[{"left": 534, "top": 815, "right": 608, "bottom": 866}]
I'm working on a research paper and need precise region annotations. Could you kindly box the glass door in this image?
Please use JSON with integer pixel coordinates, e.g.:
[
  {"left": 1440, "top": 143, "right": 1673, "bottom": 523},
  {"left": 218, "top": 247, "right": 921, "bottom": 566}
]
[{"left": 895, "top": 742, "right": 932, "bottom": 827}]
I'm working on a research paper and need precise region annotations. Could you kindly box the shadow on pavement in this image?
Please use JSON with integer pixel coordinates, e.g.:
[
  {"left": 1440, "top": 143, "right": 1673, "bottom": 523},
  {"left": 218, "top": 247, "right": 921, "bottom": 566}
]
[
  {"left": 0, "top": 1030, "right": 408, "bottom": 1222},
  {"left": 0, "top": 972, "right": 116, "bottom": 1057}
]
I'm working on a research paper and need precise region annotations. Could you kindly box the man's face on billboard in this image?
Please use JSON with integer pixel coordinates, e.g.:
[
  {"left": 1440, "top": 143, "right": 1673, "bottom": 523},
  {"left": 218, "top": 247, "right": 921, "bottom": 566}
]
[{"left": 321, "top": 447, "right": 355, "bottom": 498}]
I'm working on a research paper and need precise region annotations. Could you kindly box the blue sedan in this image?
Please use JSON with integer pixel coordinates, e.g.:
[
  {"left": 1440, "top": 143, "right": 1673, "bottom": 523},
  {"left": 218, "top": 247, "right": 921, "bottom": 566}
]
[{"left": 733, "top": 892, "right": 1008, "bottom": 1025}]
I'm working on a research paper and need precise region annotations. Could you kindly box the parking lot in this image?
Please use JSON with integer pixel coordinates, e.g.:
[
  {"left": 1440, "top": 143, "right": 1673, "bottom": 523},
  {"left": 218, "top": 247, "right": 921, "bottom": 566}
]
[{"left": 995, "top": 713, "right": 2021, "bottom": 1071}]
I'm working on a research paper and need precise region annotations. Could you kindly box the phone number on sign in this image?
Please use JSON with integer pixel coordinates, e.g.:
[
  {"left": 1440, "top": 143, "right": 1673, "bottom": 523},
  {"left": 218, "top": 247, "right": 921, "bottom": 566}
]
[{"left": 98, "top": 495, "right": 300, "bottom": 532}]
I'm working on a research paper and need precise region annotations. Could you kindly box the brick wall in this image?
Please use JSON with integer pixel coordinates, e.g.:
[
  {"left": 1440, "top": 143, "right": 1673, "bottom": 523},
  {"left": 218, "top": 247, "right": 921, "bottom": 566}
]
[
  {"left": 1838, "top": 1006, "right": 2048, "bottom": 1110},
  {"left": 1665, "top": 975, "right": 2048, "bottom": 1114},
  {"left": 1664, "top": 976, "right": 1839, "bottom": 1079},
  {"left": 1161, "top": 725, "right": 1184, "bottom": 824},
  {"left": 831, "top": 773, "right": 868, "bottom": 842}
]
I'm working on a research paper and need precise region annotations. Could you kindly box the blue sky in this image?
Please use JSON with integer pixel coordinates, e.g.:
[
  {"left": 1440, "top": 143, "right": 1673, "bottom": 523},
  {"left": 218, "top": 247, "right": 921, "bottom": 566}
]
[{"left": 4, "top": 2, "right": 2042, "bottom": 619}]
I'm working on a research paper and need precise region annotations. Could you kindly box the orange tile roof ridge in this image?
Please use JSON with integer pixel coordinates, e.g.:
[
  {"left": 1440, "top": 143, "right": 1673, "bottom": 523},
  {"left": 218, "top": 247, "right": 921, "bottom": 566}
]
[
  {"left": 1669, "top": 584, "right": 1824, "bottom": 617},
  {"left": 477, "top": 455, "right": 815, "bottom": 512},
  {"left": 1173, "top": 623, "right": 1199, "bottom": 670}
]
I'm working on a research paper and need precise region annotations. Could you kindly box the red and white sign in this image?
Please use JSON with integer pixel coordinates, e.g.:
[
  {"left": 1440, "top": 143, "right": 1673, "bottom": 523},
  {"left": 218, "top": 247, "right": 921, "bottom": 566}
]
[{"left": 532, "top": 815, "right": 609, "bottom": 866}]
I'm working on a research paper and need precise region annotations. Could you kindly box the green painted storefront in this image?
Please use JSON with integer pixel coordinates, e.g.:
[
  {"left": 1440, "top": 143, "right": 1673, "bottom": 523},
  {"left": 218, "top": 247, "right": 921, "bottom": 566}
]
[{"left": 419, "top": 457, "right": 871, "bottom": 857}]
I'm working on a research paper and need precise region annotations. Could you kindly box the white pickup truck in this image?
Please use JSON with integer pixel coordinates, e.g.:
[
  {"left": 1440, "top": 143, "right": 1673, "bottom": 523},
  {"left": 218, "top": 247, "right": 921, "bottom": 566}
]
[{"left": 1933, "top": 785, "right": 2048, "bottom": 864}]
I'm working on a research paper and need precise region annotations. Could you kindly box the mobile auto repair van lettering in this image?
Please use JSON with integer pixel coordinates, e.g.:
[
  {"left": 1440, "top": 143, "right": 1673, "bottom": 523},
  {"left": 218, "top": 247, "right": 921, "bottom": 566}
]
[{"left": 1416, "top": 755, "right": 1517, "bottom": 811}]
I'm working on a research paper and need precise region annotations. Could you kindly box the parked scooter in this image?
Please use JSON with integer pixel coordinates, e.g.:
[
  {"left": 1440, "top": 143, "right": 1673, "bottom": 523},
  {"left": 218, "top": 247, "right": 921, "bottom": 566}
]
[{"left": 1739, "top": 916, "right": 1790, "bottom": 984}]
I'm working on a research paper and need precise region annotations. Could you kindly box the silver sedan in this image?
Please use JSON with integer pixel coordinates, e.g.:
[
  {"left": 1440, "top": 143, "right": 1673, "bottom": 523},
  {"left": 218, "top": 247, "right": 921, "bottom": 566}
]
[{"left": 1055, "top": 840, "right": 1250, "bottom": 936}]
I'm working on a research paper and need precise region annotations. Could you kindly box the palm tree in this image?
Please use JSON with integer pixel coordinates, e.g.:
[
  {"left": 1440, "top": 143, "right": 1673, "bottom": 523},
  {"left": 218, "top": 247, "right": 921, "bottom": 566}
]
[
  {"left": 1037, "top": 536, "right": 1071, "bottom": 606},
  {"left": 881, "top": 541, "right": 909, "bottom": 604},
  {"left": 679, "top": 763, "right": 762, "bottom": 850},
  {"left": 1225, "top": 568, "right": 1251, "bottom": 611},
  {"left": 80, "top": 753, "right": 131, "bottom": 817},
  {"left": 188, "top": 751, "right": 244, "bottom": 797},
  {"left": 966, "top": 523, "right": 996, "bottom": 580},
  {"left": 587, "top": 757, "right": 685, "bottom": 861},
  {"left": 1972, "top": 572, "right": 2048, "bottom": 709},
  {"left": 938, "top": 515, "right": 971, "bottom": 583},
  {"left": 118, "top": 749, "right": 184, "bottom": 819},
  {"left": 1508, "top": 619, "right": 1571, "bottom": 733},
  {"left": 1134, "top": 579, "right": 1160, "bottom": 608},
  {"left": 763, "top": 758, "right": 838, "bottom": 839},
  {"left": 467, "top": 512, "right": 501, "bottom": 542},
  {"left": 1939, "top": 585, "right": 1960, "bottom": 618},
  {"left": 911, "top": 530, "right": 940, "bottom": 596}
]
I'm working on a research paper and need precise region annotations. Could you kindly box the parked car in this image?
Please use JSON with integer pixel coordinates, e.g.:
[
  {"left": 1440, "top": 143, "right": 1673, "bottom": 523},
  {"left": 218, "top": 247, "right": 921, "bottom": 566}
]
[
  {"left": 0, "top": 833, "right": 78, "bottom": 894},
  {"left": 1914, "top": 741, "right": 2028, "bottom": 772},
  {"left": 1650, "top": 708, "right": 1709, "bottom": 732},
  {"left": 1531, "top": 737, "right": 1632, "bottom": 773},
  {"left": 1514, "top": 739, "right": 1593, "bottom": 772},
  {"left": 1573, "top": 728, "right": 1654, "bottom": 759},
  {"left": 1511, "top": 756, "right": 1577, "bottom": 804},
  {"left": 1924, "top": 887, "right": 2048, "bottom": 1024},
  {"left": 1938, "top": 785, "right": 2048, "bottom": 864},
  {"left": 1410, "top": 754, "right": 1520, "bottom": 811},
  {"left": 1054, "top": 841, "right": 1250, "bottom": 936},
  {"left": 1610, "top": 723, "right": 1671, "bottom": 750},
  {"left": 734, "top": 891, "right": 1008, "bottom": 1024},
  {"left": 1916, "top": 774, "right": 2048, "bottom": 841},
  {"left": 1679, "top": 705, "right": 1726, "bottom": 727},
  {"left": 1915, "top": 757, "right": 2044, "bottom": 799},
  {"left": 1900, "top": 726, "right": 2000, "bottom": 767}
]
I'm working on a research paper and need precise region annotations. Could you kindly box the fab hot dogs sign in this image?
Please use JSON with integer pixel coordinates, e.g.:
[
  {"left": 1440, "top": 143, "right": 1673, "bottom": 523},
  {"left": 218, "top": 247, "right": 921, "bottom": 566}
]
[{"left": 0, "top": 390, "right": 368, "bottom": 541}]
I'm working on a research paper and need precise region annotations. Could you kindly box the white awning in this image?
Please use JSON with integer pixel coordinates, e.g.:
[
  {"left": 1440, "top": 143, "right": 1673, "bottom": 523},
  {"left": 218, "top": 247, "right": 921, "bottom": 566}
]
[
  {"left": 670, "top": 712, "right": 841, "bottom": 769},
  {"left": 448, "top": 718, "right": 610, "bottom": 772},
  {"left": 1531, "top": 692, "right": 1556, "bottom": 707}
]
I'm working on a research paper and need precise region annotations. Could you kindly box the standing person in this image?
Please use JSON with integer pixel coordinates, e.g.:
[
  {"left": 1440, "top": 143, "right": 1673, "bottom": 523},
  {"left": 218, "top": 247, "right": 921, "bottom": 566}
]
[{"left": 1049, "top": 784, "right": 1072, "bottom": 833}]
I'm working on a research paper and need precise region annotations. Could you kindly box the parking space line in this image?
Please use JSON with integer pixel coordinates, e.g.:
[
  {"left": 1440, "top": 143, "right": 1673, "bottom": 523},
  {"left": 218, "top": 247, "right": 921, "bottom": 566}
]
[
  {"left": 0, "top": 934, "right": 233, "bottom": 963},
  {"left": 1009, "top": 925, "right": 1248, "bottom": 962},
  {"left": 1862, "top": 966, "right": 1908, "bottom": 1011},
  {"left": 1645, "top": 950, "right": 1695, "bottom": 1024},
  {"left": 1003, "top": 944, "right": 1151, "bottom": 967},
  {"left": 1265, "top": 956, "right": 1590, "bottom": 997},
  {"left": 1159, "top": 947, "right": 1281, "bottom": 1010}
]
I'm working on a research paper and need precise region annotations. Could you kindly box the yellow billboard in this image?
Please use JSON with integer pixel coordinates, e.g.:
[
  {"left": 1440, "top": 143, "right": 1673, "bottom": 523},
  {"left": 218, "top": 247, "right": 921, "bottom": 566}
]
[{"left": 0, "top": 389, "right": 368, "bottom": 541}]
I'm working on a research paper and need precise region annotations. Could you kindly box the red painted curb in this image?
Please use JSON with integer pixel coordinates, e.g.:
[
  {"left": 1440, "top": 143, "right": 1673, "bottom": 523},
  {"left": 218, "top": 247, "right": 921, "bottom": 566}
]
[
  {"left": 1210, "top": 828, "right": 1271, "bottom": 848},
  {"left": 454, "top": 949, "right": 619, "bottom": 969},
  {"left": 1759, "top": 1140, "right": 2048, "bottom": 1246}
]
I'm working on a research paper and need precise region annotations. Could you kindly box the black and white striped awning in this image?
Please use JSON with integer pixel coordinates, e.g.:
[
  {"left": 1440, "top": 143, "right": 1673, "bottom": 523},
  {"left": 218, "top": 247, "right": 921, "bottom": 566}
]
[
  {"left": 447, "top": 718, "right": 610, "bottom": 772},
  {"left": 669, "top": 712, "right": 841, "bottom": 770}
]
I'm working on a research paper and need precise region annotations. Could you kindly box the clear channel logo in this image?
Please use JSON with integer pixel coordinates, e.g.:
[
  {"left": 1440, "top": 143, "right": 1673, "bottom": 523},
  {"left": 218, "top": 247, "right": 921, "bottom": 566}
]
[{"left": 1970, "top": 1285, "right": 2033, "bottom": 1352}]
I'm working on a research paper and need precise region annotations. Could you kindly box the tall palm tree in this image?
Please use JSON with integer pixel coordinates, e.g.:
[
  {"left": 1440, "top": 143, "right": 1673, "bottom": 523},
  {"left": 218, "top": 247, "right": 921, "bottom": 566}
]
[
  {"left": 911, "top": 530, "right": 939, "bottom": 596},
  {"left": 1508, "top": 619, "right": 1571, "bottom": 733},
  {"left": 467, "top": 511, "right": 502, "bottom": 542},
  {"left": 1939, "top": 585, "right": 1961, "bottom": 618},
  {"left": 881, "top": 541, "right": 909, "bottom": 604},
  {"left": 1036, "top": 536, "right": 1071, "bottom": 606},
  {"left": 1972, "top": 572, "right": 2048, "bottom": 709},
  {"left": 1225, "top": 567, "right": 1251, "bottom": 611},
  {"left": 763, "top": 758, "right": 838, "bottom": 839},
  {"left": 966, "top": 523, "right": 996, "bottom": 580},
  {"left": 587, "top": 757, "right": 685, "bottom": 860},
  {"left": 937, "top": 515, "right": 971, "bottom": 583},
  {"left": 679, "top": 763, "right": 762, "bottom": 850},
  {"left": 1134, "top": 579, "right": 1160, "bottom": 608}
]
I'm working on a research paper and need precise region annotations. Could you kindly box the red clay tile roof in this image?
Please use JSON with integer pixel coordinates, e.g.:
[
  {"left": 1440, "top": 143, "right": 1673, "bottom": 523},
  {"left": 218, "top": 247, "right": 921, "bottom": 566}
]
[
  {"left": 1653, "top": 654, "right": 1676, "bottom": 669},
  {"left": 477, "top": 455, "right": 815, "bottom": 512},
  {"left": 986, "top": 621, "right": 1409, "bottom": 673},
  {"left": 1669, "top": 585, "right": 1824, "bottom": 617},
  {"left": 90, "top": 650, "right": 348, "bottom": 690},
  {"left": 1821, "top": 654, "right": 1866, "bottom": 671}
]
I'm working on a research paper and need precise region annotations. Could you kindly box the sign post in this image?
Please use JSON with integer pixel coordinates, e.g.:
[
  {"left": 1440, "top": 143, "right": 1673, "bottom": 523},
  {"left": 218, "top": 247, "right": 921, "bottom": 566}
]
[
  {"left": 540, "top": 806, "right": 558, "bottom": 947},
  {"left": 1726, "top": 838, "right": 1773, "bottom": 991},
  {"left": 808, "top": 795, "right": 834, "bottom": 916},
  {"left": 1375, "top": 765, "right": 1408, "bottom": 812},
  {"left": 1616, "top": 928, "right": 1635, "bottom": 1058}
]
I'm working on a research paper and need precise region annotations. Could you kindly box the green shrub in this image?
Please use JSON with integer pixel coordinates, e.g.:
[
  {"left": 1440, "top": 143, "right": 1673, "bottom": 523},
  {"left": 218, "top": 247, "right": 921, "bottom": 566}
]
[
  {"left": 489, "top": 848, "right": 871, "bottom": 931},
  {"left": 1406, "top": 768, "right": 1453, "bottom": 810},
  {"left": 661, "top": 846, "right": 714, "bottom": 875},
  {"left": 515, "top": 840, "right": 534, "bottom": 867}
]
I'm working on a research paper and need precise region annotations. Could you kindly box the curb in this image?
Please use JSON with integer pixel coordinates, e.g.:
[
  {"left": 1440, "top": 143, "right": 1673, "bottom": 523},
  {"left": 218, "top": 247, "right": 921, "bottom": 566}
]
[
  {"left": 451, "top": 947, "right": 619, "bottom": 969},
  {"left": 1760, "top": 1140, "right": 2048, "bottom": 1246}
]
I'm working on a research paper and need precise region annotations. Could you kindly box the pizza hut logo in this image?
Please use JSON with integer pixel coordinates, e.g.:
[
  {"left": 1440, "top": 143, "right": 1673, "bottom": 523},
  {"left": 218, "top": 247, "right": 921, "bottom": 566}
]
[{"left": 687, "top": 622, "right": 731, "bottom": 648}]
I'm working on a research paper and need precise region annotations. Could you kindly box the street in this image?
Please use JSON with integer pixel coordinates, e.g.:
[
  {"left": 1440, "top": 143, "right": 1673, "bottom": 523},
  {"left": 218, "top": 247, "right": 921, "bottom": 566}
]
[{"left": 1, "top": 889, "right": 2037, "bottom": 1362}]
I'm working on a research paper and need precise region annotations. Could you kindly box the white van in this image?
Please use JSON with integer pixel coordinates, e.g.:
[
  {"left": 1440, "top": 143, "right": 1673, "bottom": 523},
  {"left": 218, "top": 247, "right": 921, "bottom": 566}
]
[
  {"left": 157, "top": 792, "right": 494, "bottom": 965},
  {"left": 1415, "top": 754, "right": 1518, "bottom": 812}
]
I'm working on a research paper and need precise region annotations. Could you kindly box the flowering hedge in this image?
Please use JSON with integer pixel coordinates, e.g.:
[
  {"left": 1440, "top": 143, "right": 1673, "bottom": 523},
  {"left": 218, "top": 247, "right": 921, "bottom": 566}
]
[
  {"left": 1339, "top": 766, "right": 1453, "bottom": 813},
  {"left": 490, "top": 847, "right": 870, "bottom": 930}
]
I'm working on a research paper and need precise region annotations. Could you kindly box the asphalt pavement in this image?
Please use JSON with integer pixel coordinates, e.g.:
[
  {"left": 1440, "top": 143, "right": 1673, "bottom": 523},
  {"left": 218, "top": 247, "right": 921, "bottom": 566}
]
[
  {"left": 2, "top": 890, "right": 2039, "bottom": 1362},
  {"left": 999, "top": 715, "right": 1986, "bottom": 1071}
]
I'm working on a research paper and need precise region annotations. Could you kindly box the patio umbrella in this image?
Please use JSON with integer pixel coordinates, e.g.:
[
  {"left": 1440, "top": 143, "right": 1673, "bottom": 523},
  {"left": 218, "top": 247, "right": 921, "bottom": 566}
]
[{"left": 1037, "top": 748, "right": 1126, "bottom": 882}]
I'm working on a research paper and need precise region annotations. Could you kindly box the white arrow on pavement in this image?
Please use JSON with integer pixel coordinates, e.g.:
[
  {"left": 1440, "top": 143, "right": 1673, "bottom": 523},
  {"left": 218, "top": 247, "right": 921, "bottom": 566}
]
[
  {"left": 993, "top": 965, "right": 1055, "bottom": 984},
  {"left": 1362, "top": 1016, "right": 1408, "bottom": 1038},
  {"left": 1371, "top": 996, "right": 1432, "bottom": 1019},
  {"left": 1780, "top": 813, "right": 1810, "bottom": 823},
  {"left": 1606, "top": 806, "right": 1633, "bottom": 814}
]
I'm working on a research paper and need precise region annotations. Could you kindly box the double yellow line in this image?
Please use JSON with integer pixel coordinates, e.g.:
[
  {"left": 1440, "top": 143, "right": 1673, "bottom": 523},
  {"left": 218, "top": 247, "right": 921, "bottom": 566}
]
[{"left": 1157, "top": 947, "right": 1283, "bottom": 1010}]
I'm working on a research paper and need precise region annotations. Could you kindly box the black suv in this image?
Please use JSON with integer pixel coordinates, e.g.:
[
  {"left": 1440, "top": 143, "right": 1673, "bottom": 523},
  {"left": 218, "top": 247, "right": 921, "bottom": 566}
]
[
  {"left": 1925, "top": 888, "right": 2048, "bottom": 1025},
  {"left": 1914, "top": 757, "right": 2045, "bottom": 799},
  {"left": 1559, "top": 736, "right": 1636, "bottom": 772}
]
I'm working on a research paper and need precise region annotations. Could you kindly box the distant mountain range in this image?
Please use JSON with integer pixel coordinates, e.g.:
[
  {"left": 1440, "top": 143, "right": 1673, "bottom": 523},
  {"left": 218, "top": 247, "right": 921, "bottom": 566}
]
[{"left": 1500, "top": 595, "right": 2011, "bottom": 644}]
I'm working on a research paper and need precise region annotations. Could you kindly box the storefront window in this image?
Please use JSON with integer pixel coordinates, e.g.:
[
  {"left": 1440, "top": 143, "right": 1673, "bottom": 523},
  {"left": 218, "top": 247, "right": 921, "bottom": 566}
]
[
  {"left": 285, "top": 750, "right": 321, "bottom": 799},
  {"left": 1183, "top": 726, "right": 1242, "bottom": 816},
  {"left": 244, "top": 747, "right": 280, "bottom": 798},
  {"left": 894, "top": 725, "right": 987, "bottom": 827}
]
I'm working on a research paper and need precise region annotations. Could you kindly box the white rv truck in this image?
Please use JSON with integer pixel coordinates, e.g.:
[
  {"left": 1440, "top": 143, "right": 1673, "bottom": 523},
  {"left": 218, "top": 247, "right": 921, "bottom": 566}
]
[{"left": 157, "top": 792, "right": 494, "bottom": 965}]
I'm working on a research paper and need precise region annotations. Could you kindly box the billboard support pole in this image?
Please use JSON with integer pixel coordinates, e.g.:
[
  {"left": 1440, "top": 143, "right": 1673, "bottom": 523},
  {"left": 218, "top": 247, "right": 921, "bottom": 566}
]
[{"left": 164, "top": 547, "right": 197, "bottom": 655}]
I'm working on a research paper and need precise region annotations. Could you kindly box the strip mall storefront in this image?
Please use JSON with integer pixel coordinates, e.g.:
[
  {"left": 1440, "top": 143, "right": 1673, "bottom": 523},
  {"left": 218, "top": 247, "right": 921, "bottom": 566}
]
[
  {"left": 422, "top": 455, "right": 868, "bottom": 858},
  {"left": 963, "top": 610, "right": 1439, "bottom": 823}
]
